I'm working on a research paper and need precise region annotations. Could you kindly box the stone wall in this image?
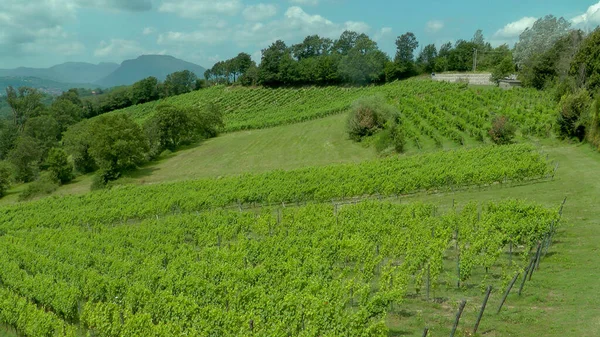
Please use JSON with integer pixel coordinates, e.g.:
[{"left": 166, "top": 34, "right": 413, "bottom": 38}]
[{"left": 431, "top": 73, "right": 494, "bottom": 86}]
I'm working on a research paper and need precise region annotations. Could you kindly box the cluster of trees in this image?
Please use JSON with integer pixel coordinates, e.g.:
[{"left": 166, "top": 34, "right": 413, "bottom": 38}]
[
  {"left": 203, "top": 30, "right": 513, "bottom": 87},
  {"left": 0, "top": 85, "right": 223, "bottom": 199},
  {"left": 512, "top": 15, "right": 600, "bottom": 147},
  {"left": 82, "top": 70, "right": 204, "bottom": 118}
]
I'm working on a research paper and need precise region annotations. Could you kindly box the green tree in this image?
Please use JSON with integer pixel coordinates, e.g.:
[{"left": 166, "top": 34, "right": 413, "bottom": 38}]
[
  {"left": 448, "top": 40, "right": 477, "bottom": 71},
  {"left": 144, "top": 104, "right": 193, "bottom": 154},
  {"left": 491, "top": 56, "right": 516, "bottom": 83},
  {"left": 334, "top": 31, "right": 361, "bottom": 56},
  {"left": 570, "top": 28, "right": 600, "bottom": 91},
  {"left": 417, "top": 44, "right": 438, "bottom": 73},
  {"left": 62, "top": 120, "right": 97, "bottom": 173},
  {"left": 514, "top": 15, "right": 571, "bottom": 68},
  {"left": 46, "top": 148, "right": 73, "bottom": 184},
  {"left": 5, "top": 86, "right": 45, "bottom": 131},
  {"left": 131, "top": 76, "right": 159, "bottom": 104},
  {"left": 392, "top": 32, "right": 419, "bottom": 79},
  {"left": 23, "top": 115, "right": 61, "bottom": 160},
  {"left": 258, "top": 40, "right": 289, "bottom": 86},
  {"left": 49, "top": 99, "right": 83, "bottom": 133},
  {"left": 87, "top": 114, "right": 148, "bottom": 179},
  {"left": 8, "top": 136, "right": 42, "bottom": 182},
  {"left": 0, "top": 119, "right": 18, "bottom": 160},
  {"left": 188, "top": 103, "right": 224, "bottom": 139},
  {"left": 339, "top": 35, "right": 387, "bottom": 84},
  {"left": 0, "top": 161, "right": 12, "bottom": 197},
  {"left": 164, "top": 70, "right": 198, "bottom": 96}
]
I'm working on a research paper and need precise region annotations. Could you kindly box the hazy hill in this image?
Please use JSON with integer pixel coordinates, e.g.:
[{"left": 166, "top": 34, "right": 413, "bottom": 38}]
[
  {"left": 95, "top": 55, "right": 206, "bottom": 87},
  {"left": 0, "top": 76, "right": 98, "bottom": 96},
  {"left": 0, "top": 62, "right": 119, "bottom": 84}
]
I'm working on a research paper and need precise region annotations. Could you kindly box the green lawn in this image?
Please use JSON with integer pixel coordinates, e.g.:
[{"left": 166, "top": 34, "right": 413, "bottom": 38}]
[{"left": 384, "top": 142, "right": 600, "bottom": 336}]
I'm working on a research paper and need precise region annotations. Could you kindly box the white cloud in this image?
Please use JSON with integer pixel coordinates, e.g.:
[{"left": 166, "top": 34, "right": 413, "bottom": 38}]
[
  {"left": 159, "top": 0, "right": 242, "bottom": 18},
  {"left": 289, "top": 0, "right": 319, "bottom": 5},
  {"left": 571, "top": 1, "right": 600, "bottom": 26},
  {"left": 425, "top": 20, "right": 444, "bottom": 33},
  {"left": 143, "top": 27, "right": 156, "bottom": 35},
  {"left": 232, "top": 6, "right": 370, "bottom": 47},
  {"left": 493, "top": 16, "right": 537, "bottom": 38},
  {"left": 373, "top": 27, "right": 392, "bottom": 42},
  {"left": 243, "top": 3, "right": 277, "bottom": 21},
  {"left": 157, "top": 30, "right": 231, "bottom": 45},
  {"left": 94, "top": 39, "right": 145, "bottom": 58},
  {"left": 76, "top": 0, "right": 152, "bottom": 11}
]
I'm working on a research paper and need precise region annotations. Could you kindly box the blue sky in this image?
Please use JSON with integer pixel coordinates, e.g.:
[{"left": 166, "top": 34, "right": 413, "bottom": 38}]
[{"left": 1, "top": 0, "right": 599, "bottom": 69}]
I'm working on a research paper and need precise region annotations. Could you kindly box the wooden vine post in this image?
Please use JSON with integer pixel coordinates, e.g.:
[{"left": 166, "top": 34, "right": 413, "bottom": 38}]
[
  {"left": 473, "top": 286, "right": 492, "bottom": 334},
  {"left": 450, "top": 300, "right": 467, "bottom": 337}
]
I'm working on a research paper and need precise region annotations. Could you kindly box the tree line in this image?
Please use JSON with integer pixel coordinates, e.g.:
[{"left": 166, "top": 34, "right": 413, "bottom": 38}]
[
  {"left": 0, "top": 84, "right": 222, "bottom": 200},
  {"left": 508, "top": 15, "right": 600, "bottom": 148},
  {"left": 81, "top": 70, "right": 204, "bottom": 118},
  {"left": 203, "top": 30, "right": 514, "bottom": 87}
]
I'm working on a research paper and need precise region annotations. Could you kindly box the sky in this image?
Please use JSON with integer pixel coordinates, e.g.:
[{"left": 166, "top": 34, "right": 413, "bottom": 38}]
[{"left": 1, "top": 0, "right": 599, "bottom": 69}]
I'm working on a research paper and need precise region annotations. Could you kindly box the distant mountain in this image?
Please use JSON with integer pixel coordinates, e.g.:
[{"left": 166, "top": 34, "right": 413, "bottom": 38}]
[
  {"left": 95, "top": 55, "right": 206, "bottom": 87},
  {"left": 0, "top": 62, "right": 119, "bottom": 84},
  {"left": 0, "top": 76, "right": 98, "bottom": 96}
]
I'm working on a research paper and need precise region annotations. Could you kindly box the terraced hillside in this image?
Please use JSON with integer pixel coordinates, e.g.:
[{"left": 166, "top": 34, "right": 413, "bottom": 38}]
[{"left": 113, "top": 80, "right": 557, "bottom": 150}]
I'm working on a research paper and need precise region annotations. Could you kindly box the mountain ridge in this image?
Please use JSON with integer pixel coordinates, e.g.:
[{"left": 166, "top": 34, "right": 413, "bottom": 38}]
[{"left": 94, "top": 55, "right": 206, "bottom": 87}]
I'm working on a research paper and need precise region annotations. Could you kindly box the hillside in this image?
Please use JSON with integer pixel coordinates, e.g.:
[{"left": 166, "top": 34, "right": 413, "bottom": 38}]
[
  {"left": 0, "top": 62, "right": 118, "bottom": 84},
  {"left": 112, "top": 79, "right": 557, "bottom": 141},
  {"left": 0, "top": 77, "right": 599, "bottom": 336},
  {"left": 95, "top": 55, "right": 206, "bottom": 87}
]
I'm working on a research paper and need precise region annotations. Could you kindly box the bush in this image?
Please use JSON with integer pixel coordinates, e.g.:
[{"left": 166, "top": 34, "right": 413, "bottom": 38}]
[
  {"left": 0, "top": 161, "right": 13, "bottom": 198},
  {"left": 46, "top": 148, "right": 73, "bottom": 184},
  {"left": 557, "top": 89, "right": 591, "bottom": 141},
  {"left": 347, "top": 96, "right": 396, "bottom": 141},
  {"left": 19, "top": 172, "right": 59, "bottom": 201},
  {"left": 488, "top": 115, "right": 516, "bottom": 144}
]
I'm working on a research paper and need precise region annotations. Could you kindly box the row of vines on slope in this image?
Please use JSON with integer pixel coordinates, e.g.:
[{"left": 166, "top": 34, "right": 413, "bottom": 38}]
[
  {"left": 0, "top": 144, "right": 553, "bottom": 230},
  {"left": 110, "top": 80, "right": 557, "bottom": 141},
  {"left": 0, "top": 200, "right": 558, "bottom": 337}
]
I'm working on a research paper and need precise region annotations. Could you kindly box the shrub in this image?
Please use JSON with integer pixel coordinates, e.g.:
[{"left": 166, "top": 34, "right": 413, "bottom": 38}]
[
  {"left": 346, "top": 96, "right": 396, "bottom": 141},
  {"left": 557, "top": 89, "right": 591, "bottom": 141},
  {"left": 19, "top": 172, "right": 59, "bottom": 201},
  {"left": 488, "top": 115, "right": 516, "bottom": 145},
  {"left": 46, "top": 148, "right": 73, "bottom": 184}
]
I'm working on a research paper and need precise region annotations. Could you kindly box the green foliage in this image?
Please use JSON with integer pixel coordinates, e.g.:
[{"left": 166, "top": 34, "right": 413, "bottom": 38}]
[
  {"left": 163, "top": 70, "right": 198, "bottom": 96},
  {"left": 131, "top": 76, "right": 159, "bottom": 105},
  {"left": 145, "top": 104, "right": 193, "bottom": 154},
  {"left": 514, "top": 15, "right": 571, "bottom": 68},
  {"left": 0, "top": 161, "right": 12, "bottom": 197},
  {"left": 570, "top": 28, "right": 600, "bottom": 91},
  {"left": 49, "top": 99, "right": 83, "bottom": 132},
  {"left": 0, "top": 119, "right": 18, "bottom": 160},
  {"left": 4, "top": 86, "right": 45, "bottom": 131},
  {"left": 557, "top": 89, "right": 591, "bottom": 140},
  {"left": 488, "top": 115, "right": 516, "bottom": 144},
  {"left": 46, "top": 148, "right": 73, "bottom": 184},
  {"left": 346, "top": 96, "right": 396, "bottom": 141},
  {"left": 0, "top": 199, "right": 556, "bottom": 336},
  {"left": 87, "top": 114, "right": 148, "bottom": 179},
  {"left": 0, "top": 144, "right": 551, "bottom": 229},
  {"left": 7, "top": 136, "right": 41, "bottom": 182},
  {"left": 62, "top": 120, "right": 97, "bottom": 173},
  {"left": 23, "top": 115, "right": 61, "bottom": 160},
  {"left": 491, "top": 56, "right": 515, "bottom": 83},
  {"left": 18, "top": 171, "right": 59, "bottom": 201}
]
